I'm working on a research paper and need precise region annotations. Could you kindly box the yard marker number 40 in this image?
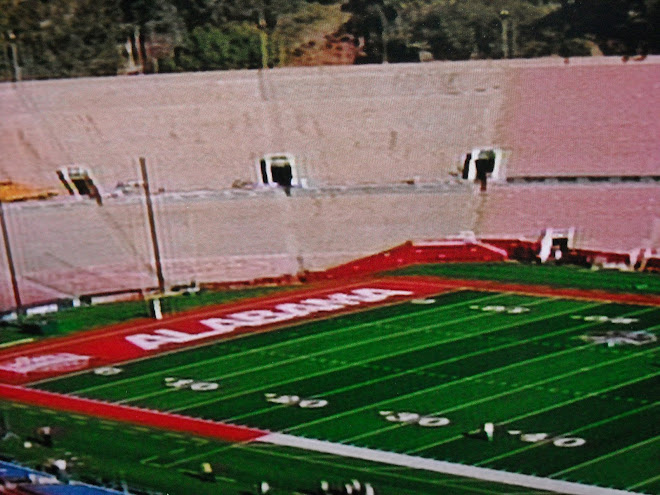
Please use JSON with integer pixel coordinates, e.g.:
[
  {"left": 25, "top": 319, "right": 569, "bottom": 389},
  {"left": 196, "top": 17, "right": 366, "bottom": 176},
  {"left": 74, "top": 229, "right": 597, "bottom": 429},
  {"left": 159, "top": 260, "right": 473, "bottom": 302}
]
[
  {"left": 380, "top": 411, "right": 450, "bottom": 427},
  {"left": 509, "top": 430, "right": 586, "bottom": 448},
  {"left": 265, "top": 393, "right": 328, "bottom": 408},
  {"left": 164, "top": 377, "right": 219, "bottom": 391}
]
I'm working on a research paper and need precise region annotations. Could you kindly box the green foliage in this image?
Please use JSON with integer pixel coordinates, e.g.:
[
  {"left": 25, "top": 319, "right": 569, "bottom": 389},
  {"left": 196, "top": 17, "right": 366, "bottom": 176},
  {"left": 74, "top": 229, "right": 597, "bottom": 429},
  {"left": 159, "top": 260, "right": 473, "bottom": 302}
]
[
  {"left": 4, "top": 0, "right": 123, "bottom": 79},
  {"left": 0, "top": 0, "right": 657, "bottom": 80},
  {"left": 176, "top": 23, "right": 262, "bottom": 70},
  {"left": 273, "top": 2, "right": 350, "bottom": 64}
]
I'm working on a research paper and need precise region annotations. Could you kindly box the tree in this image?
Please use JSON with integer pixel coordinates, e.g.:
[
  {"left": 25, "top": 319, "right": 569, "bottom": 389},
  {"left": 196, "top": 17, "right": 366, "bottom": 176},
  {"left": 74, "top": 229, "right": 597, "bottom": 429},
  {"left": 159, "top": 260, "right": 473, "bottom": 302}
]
[
  {"left": 5, "top": 0, "right": 123, "bottom": 79},
  {"left": 175, "top": 23, "right": 261, "bottom": 70},
  {"left": 342, "top": 0, "right": 398, "bottom": 63}
]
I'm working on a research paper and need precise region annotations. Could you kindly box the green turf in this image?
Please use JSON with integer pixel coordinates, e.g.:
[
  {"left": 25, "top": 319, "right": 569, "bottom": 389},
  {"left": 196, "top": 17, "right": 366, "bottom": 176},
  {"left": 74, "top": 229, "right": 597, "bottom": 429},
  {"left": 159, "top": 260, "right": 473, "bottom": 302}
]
[
  {"left": 33, "top": 289, "right": 660, "bottom": 493},
  {"left": 0, "top": 400, "right": 547, "bottom": 495},
  {"left": 0, "top": 286, "right": 291, "bottom": 345},
  {"left": 387, "top": 262, "right": 660, "bottom": 294}
]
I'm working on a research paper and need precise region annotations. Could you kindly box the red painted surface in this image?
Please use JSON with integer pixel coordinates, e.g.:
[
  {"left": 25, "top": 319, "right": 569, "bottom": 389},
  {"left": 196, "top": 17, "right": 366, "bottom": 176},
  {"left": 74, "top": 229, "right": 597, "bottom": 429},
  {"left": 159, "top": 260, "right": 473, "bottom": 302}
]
[
  {"left": 0, "top": 277, "right": 453, "bottom": 384},
  {"left": 303, "top": 241, "right": 508, "bottom": 282},
  {"left": 0, "top": 384, "right": 266, "bottom": 442}
]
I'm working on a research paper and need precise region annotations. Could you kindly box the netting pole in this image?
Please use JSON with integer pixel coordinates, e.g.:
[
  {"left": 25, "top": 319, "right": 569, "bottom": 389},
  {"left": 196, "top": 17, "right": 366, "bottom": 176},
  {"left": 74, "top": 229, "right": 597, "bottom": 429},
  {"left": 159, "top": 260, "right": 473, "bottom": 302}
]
[
  {"left": 0, "top": 200, "right": 22, "bottom": 313},
  {"left": 140, "top": 157, "right": 165, "bottom": 294}
]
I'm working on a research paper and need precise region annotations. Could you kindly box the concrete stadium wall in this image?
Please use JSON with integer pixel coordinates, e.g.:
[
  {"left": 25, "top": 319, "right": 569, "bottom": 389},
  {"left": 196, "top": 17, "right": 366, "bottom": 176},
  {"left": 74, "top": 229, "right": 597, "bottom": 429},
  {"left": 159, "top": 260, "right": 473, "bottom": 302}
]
[
  {"left": 0, "top": 61, "right": 512, "bottom": 191},
  {"left": 501, "top": 63, "right": 658, "bottom": 177},
  {"left": 474, "top": 184, "right": 659, "bottom": 252},
  {"left": 0, "top": 189, "right": 477, "bottom": 307},
  {"left": 0, "top": 57, "right": 658, "bottom": 309}
]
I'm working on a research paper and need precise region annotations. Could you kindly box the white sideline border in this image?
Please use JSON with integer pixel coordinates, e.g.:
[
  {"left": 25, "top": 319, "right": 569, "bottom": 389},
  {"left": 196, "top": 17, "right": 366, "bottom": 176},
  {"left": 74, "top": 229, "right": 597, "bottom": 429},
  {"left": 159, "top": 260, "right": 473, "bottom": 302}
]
[{"left": 258, "top": 433, "right": 640, "bottom": 495}]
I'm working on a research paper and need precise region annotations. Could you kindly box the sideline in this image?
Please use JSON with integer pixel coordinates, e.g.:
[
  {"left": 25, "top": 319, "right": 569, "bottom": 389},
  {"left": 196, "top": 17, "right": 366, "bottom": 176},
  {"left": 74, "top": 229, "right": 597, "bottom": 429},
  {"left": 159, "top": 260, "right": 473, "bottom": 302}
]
[
  {"left": 0, "top": 277, "right": 450, "bottom": 384},
  {"left": 0, "top": 383, "right": 265, "bottom": 442},
  {"left": 0, "top": 382, "right": 645, "bottom": 494},
  {"left": 258, "top": 433, "right": 641, "bottom": 495}
]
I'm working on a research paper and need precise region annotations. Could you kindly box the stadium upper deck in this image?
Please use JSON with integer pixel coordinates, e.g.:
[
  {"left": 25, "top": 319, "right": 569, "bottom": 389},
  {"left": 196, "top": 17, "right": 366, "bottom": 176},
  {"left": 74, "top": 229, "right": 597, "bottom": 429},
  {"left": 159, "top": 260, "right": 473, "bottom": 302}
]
[
  {"left": 0, "top": 57, "right": 657, "bottom": 308},
  {"left": 2, "top": 57, "right": 657, "bottom": 190}
]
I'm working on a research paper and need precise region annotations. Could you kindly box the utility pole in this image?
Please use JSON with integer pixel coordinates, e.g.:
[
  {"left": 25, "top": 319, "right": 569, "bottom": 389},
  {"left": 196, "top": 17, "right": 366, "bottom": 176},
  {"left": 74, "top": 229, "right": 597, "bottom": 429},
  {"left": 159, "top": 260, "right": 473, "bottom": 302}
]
[
  {"left": 378, "top": 6, "right": 389, "bottom": 64},
  {"left": 0, "top": 200, "right": 22, "bottom": 313},
  {"left": 500, "top": 10, "right": 511, "bottom": 59},
  {"left": 7, "top": 31, "right": 21, "bottom": 82},
  {"left": 140, "top": 157, "right": 165, "bottom": 294}
]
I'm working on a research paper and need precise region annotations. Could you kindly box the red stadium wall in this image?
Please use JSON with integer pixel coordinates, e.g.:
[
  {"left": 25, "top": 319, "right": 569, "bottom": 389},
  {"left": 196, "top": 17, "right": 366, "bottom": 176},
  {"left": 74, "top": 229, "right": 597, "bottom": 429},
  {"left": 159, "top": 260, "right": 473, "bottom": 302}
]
[
  {"left": 301, "top": 238, "right": 654, "bottom": 283},
  {"left": 6, "top": 238, "right": 656, "bottom": 316},
  {"left": 301, "top": 240, "right": 509, "bottom": 282}
]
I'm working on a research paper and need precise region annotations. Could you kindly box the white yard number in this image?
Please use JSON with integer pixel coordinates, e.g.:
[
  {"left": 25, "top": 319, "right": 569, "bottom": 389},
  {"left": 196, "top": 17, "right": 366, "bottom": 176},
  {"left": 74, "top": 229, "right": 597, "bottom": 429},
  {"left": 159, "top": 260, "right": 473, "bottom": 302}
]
[
  {"left": 264, "top": 393, "right": 328, "bottom": 408},
  {"left": 552, "top": 437, "right": 586, "bottom": 448},
  {"left": 571, "top": 315, "right": 638, "bottom": 324},
  {"left": 470, "top": 305, "right": 530, "bottom": 314},
  {"left": 93, "top": 366, "right": 123, "bottom": 376},
  {"left": 516, "top": 431, "right": 585, "bottom": 448},
  {"left": 164, "top": 377, "right": 219, "bottom": 391},
  {"left": 380, "top": 411, "right": 450, "bottom": 428}
]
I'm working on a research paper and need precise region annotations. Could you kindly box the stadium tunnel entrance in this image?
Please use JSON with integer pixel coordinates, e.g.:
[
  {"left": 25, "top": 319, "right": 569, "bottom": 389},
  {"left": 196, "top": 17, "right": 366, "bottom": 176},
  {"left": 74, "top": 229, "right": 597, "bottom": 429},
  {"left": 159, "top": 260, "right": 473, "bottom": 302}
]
[
  {"left": 57, "top": 166, "right": 103, "bottom": 204},
  {"left": 461, "top": 148, "right": 505, "bottom": 190},
  {"left": 258, "top": 154, "right": 306, "bottom": 195}
]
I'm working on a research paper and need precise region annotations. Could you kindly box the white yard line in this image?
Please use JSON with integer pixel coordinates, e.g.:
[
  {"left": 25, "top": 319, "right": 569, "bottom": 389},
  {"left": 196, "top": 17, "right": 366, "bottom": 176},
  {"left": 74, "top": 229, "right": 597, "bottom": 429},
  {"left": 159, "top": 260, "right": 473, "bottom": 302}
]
[
  {"left": 168, "top": 301, "right": 599, "bottom": 418},
  {"left": 550, "top": 434, "right": 660, "bottom": 478},
  {"left": 258, "top": 433, "right": 640, "bottom": 495},
  {"left": 627, "top": 473, "right": 660, "bottom": 491},
  {"left": 72, "top": 291, "right": 507, "bottom": 396},
  {"left": 283, "top": 309, "right": 653, "bottom": 438},
  {"left": 156, "top": 297, "right": 565, "bottom": 412}
]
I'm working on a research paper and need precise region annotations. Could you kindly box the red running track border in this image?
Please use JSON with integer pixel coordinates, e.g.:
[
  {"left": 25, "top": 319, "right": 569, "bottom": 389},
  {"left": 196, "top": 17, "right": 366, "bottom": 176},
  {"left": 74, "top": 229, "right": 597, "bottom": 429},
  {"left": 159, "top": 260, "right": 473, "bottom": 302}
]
[
  {"left": 0, "top": 277, "right": 453, "bottom": 384},
  {"left": 0, "top": 383, "right": 267, "bottom": 443}
]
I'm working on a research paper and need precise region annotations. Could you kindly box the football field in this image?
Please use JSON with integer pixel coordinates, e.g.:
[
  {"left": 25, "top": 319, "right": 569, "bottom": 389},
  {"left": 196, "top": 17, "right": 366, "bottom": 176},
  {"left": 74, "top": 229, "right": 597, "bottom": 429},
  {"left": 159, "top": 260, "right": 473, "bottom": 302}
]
[{"left": 28, "top": 286, "right": 659, "bottom": 494}]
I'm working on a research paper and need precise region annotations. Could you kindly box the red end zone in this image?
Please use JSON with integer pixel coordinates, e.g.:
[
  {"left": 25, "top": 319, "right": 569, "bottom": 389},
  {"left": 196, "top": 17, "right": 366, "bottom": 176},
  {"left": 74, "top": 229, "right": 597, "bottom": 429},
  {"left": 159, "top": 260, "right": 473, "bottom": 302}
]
[{"left": 0, "top": 277, "right": 454, "bottom": 384}]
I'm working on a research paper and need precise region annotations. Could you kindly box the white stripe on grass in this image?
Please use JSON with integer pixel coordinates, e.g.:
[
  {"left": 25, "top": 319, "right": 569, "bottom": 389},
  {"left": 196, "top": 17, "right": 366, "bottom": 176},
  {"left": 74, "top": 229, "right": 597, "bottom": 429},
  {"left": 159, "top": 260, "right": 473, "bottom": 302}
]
[
  {"left": 550, "top": 432, "right": 660, "bottom": 478},
  {"left": 226, "top": 304, "right": 618, "bottom": 423},
  {"left": 233, "top": 441, "right": 523, "bottom": 494},
  {"left": 279, "top": 307, "right": 654, "bottom": 436},
  {"left": 73, "top": 291, "right": 509, "bottom": 396},
  {"left": 124, "top": 296, "right": 564, "bottom": 408},
  {"left": 258, "top": 433, "right": 640, "bottom": 495},
  {"left": 627, "top": 472, "right": 660, "bottom": 491},
  {"left": 404, "top": 369, "right": 659, "bottom": 457},
  {"left": 343, "top": 342, "right": 658, "bottom": 447}
]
